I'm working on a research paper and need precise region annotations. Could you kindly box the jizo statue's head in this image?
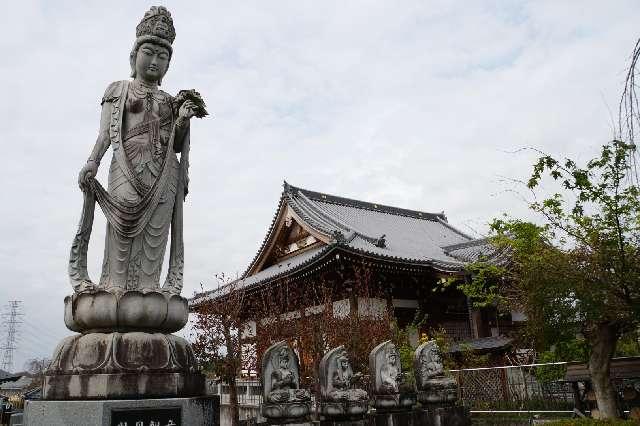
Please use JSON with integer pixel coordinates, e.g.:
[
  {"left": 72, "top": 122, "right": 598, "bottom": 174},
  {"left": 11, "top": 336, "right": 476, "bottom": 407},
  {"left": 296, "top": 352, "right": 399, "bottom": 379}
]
[
  {"left": 386, "top": 347, "right": 398, "bottom": 366},
  {"left": 420, "top": 342, "right": 442, "bottom": 369},
  {"left": 338, "top": 353, "right": 350, "bottom": 371},
  {"left": 278, "top": 348, "right": 290, "bottom": 369},
  {"left": 130, "top": 6, "right": 175, "bottom": 85}
]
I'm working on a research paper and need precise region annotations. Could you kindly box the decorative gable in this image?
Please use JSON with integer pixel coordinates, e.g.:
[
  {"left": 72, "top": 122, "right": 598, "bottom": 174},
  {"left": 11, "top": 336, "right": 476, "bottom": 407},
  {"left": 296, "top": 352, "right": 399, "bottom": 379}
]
[{"left": 250, "top": 206, "right": 330, "bottom": 275}]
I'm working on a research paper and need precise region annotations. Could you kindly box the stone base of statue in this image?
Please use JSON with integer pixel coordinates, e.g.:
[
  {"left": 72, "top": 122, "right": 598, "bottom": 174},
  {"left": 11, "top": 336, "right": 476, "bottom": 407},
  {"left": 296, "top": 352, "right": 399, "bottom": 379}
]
[
  {"left": 368, "top": 409, "right": 416, "bottom": 426},
  {"left": 260, "top": 401, "right": 311, "bottom": 424},
  {"left": 43, "top": 370, "right": 205, "bottom": 400},
  {"left": 43, "top": 291, "right": 206, "bottom": 400},
  {"left": 321, "top": 418, "right": 368, "bottom": 426},
  {"left": 24, "top": 395, "right": 219, "bottom": 426},
  {"left": 320, "top": 401, "right": 369, "bottom": 420},
  {"left": 416, "top": 389, "right": 457, "bottom": 406},
  {"left": 371, "top": 393, "right": 416, "bottom": 411},
  {"left": 413, "top": 405, "right": 470, "bottom": 426}
]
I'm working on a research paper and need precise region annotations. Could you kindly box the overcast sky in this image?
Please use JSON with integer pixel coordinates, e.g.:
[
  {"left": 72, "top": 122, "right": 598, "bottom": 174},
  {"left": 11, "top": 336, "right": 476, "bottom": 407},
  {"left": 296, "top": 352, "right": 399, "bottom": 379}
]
[{"left": 1, "top": 1, "right": 638, "bottom": 371}]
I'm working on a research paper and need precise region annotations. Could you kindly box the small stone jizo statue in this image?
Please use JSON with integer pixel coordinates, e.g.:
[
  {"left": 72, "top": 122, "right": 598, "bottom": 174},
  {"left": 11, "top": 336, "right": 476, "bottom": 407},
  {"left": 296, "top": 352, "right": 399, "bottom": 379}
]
[
  {"left": 369, "top": 340, "right": 416, "bottom": 410},
  {"left": 261, "top": 341, "right": 311, "bottom": 421},
  {"left": 319, "top": 346, "right": 368, "bottom": 418},
  {"left": 414, "top": 340, "right": 458, "bottom": 404}
]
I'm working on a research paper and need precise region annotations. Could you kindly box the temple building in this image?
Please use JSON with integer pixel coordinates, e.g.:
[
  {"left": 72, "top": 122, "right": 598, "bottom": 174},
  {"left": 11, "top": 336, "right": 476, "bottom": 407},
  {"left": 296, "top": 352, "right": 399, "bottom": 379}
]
[{"left": 191, "top": 182, "right": 519, "bottom": 365}]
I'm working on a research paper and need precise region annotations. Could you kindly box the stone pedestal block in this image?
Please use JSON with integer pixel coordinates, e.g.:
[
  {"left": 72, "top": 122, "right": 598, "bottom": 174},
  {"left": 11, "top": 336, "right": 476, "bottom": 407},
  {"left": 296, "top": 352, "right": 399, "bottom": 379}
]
[
  {"left": 413, "top": 406, "right": 471, "bottom": 426},
  {"left": 368, "top": 410, "right": 416, "bottom": 426},
  {"left": 321, "top": 419, "right": 367, "bottom": 426},
  {"left": 44, "top": 330, "right": 204, "bottom": 399},
  {"left": 24, "top": 395, "right": 219, "bottom": 426},
  {"left": 43, "top": 371, "right": 205, "bottom": 400}
]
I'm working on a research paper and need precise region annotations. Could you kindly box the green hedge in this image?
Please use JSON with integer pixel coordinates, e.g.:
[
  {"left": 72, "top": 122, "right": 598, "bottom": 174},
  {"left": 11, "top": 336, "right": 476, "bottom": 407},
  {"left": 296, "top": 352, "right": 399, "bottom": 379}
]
[{"left": 545, "top": 420, "right": 638, "bottom": 425}]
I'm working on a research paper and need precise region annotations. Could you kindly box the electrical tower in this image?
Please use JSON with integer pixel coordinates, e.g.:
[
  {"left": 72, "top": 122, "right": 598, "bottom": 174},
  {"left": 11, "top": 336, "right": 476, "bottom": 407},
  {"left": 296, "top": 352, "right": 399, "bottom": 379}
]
[{"left": 1, "top": 301, "right": 23, "bottom": 373}]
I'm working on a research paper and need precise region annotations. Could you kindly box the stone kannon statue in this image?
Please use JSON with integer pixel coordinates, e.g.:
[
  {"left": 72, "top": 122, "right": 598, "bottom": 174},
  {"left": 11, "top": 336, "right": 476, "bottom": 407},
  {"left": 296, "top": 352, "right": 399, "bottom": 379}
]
[
  {"left": 414, "top": 340, "right": 458, "bottom": 405},
  {"left": 43, "top": 6, "right": 208, "bottom": 400},
  {"left": 369, "top": 340, "right": 416, "bottom": 410},
  {"left": 319, "top": 346, "right": 369, "bottom": 419},
  {"left": 260, "top": 341, "right": 311, "bottom": 421}
]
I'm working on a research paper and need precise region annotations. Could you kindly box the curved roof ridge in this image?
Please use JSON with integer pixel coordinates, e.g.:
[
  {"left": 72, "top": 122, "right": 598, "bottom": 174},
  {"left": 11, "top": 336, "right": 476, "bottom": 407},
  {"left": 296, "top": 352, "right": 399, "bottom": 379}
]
[
  {"left": 285, "top": 182, "right": 446, "bottom": 221},
  {"left": 290, "top": 190, "right": 349, "bottom": 235},
  {"left": 436, "top": 217, "right": 474, "bottom": 241},
  {"left": 296, "top": 189, "right": 387, "bottom": 247},
  {"left": 442, "top": 237, "right": 489, "bottom": 251},
  {"left": 295, "top": 190, "right": 352, "bottom": 233}
]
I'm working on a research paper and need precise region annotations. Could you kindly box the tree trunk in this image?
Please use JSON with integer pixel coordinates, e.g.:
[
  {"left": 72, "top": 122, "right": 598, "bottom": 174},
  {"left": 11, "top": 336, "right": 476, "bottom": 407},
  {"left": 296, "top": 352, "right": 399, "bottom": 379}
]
[
  {"left": 229, "top": 374, "right": 240, "bottom": 426},
  {"left": 224, "top": 325, "right": 241, "bottom": 426},
  {"left": 587, "top": 322, "right": 620, "bottom": 419}
]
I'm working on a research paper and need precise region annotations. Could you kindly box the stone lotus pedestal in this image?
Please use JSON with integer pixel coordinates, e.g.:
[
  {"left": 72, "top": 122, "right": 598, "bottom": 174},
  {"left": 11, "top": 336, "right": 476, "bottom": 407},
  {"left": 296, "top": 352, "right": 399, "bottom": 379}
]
[
  {"left": 28, "top": 290, "right": 216, "bottom": 426},
  {"left": 43, "top": 290, "right": 205, "bottom": 400},
  {"left": 261, "top": 401, "right": 312, "bottom": 424}
]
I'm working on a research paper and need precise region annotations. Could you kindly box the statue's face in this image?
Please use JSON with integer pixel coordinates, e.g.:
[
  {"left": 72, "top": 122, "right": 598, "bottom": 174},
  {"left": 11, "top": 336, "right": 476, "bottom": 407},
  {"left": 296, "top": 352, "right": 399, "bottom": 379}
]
[
  {"left": 279, "top": 354, "right": 289, "bottom": 369},
  {"left": 388, "top": 352, "right": 397, "bottom": 365},
  {"left": 339, "top": 358, "right": 349, "bottom": 370},
  {"left": 135, "top": 42, "right": 170, "bottom": 83}
]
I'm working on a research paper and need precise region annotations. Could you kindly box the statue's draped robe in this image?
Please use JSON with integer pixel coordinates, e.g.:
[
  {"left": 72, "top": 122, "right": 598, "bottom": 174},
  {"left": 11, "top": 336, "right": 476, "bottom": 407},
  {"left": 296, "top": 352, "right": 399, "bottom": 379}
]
[
  {"left": 69, "top": 80, "right": 189, "bottom": 293},
  {"left": 380, "top": 362, "right": 400, "bottom": 394}
]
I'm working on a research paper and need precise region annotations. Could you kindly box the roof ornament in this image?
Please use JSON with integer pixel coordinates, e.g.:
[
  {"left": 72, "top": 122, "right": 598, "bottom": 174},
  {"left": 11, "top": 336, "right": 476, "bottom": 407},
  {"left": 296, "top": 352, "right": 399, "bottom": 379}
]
[
  {"left": 374, "top": 234, "right": 387, "bottom": 248},
  {"left": 331, "top": 230, "right": 346, "bottom": 243}
]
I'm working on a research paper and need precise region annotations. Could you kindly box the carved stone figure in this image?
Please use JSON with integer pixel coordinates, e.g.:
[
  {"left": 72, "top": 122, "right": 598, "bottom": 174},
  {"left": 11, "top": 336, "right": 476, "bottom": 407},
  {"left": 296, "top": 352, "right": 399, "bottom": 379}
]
[
  {"left": 43, "top": 6, "right": 207, "bottom": 400},
  {"left": 369, "top": 340, "right": 416, "bottom": 410},
  {"left": 414, "top": 340, "right": 458, "bottom": 405},
  {"left": 261, "top": 341, "right": 311, "bottom": 421},
  {"left": 319, "top": 346, "right": 368, "bottom": 418}
]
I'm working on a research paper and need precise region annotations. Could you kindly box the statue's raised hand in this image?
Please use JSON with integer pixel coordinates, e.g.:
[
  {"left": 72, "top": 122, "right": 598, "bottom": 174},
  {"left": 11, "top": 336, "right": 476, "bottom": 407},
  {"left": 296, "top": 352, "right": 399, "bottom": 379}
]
[
  {"left": 178, "top": 100, "right": 197, "bottom": 120},
  {"left": 78, "top": 161, "right": 98, "bottom": 191}
]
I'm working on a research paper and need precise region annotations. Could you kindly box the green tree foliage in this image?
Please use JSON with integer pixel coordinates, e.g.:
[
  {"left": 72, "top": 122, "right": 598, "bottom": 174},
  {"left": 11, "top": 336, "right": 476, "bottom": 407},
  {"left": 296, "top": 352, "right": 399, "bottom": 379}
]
[{"left": 451, "top": 140, "right": 640, "bottom": 418}]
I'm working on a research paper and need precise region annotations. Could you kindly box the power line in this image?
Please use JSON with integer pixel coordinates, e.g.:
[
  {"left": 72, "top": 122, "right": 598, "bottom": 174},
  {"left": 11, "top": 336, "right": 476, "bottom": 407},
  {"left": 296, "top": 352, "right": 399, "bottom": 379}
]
[{"left": 1, "top": 301, "right": 23, "bottom": 373}]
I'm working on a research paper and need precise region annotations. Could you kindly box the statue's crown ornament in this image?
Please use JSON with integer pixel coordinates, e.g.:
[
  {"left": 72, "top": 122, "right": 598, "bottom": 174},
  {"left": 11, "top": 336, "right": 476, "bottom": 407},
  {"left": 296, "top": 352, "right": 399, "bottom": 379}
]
[{"left": 134, "top": 6, "right": 176, "bottom": 52}]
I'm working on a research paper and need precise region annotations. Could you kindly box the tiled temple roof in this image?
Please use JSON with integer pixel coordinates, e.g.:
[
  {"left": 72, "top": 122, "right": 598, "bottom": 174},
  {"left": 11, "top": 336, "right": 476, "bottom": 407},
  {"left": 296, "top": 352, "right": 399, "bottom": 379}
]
[
  {"left": 448, "top": 335, "right": 514, "bottom": 354},
  {"left": 191, "top": 182, "right": 494, "bottom": 306}
]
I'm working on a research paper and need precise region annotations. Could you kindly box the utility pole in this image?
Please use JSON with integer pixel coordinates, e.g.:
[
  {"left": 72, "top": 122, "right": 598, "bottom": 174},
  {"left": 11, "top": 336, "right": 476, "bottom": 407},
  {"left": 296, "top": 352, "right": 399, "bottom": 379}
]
[{"left": 1, "top": 301, "right": 23, "bottom": 373}]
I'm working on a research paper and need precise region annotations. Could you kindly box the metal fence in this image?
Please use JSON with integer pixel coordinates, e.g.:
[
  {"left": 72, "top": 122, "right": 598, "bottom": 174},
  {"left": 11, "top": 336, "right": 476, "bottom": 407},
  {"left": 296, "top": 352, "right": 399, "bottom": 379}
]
[{"left": 451, "top": 363, "right": 575, "bottom": 412}]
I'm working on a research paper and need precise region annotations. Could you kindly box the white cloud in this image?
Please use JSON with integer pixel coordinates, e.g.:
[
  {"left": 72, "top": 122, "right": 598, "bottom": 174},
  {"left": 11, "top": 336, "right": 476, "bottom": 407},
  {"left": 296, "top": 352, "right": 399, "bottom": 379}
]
[{"left": 0, "top": 0, "right": 638, "bottom": 369}]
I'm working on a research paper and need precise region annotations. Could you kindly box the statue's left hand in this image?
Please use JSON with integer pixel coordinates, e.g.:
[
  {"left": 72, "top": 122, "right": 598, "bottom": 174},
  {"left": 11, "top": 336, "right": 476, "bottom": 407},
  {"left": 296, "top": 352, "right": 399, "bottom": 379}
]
[
  {"left": 178, "top": 100, "right": 197, "bottom": 120},
  {"left": 78, "top": 161, "right": 98, "bottom": 191}
]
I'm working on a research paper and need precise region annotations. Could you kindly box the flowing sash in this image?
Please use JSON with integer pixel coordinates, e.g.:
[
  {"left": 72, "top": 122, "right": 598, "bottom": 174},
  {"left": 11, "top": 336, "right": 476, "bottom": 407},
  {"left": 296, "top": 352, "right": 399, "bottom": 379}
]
[{"left": 69, "top": 81, "right": 189, "bottom": 294}]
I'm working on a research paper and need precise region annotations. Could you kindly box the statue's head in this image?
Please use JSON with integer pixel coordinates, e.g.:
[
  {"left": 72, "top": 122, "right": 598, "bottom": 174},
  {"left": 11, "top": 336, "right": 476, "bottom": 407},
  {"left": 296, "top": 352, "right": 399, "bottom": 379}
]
[
  {"left": 278, "top": 347, "right": 290, "bottom": 369},
  {"left": 130, "top": 6, "right": 176, "bottom": 85},
  {"left": 385, "top": 345, "right": 398, "bottom": 366},
  {"left": 420, "top": 341, "right": 442, "bottom": 369},
  {"left": 336, "top": 350, "right": 350, "bottom": 371}
]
